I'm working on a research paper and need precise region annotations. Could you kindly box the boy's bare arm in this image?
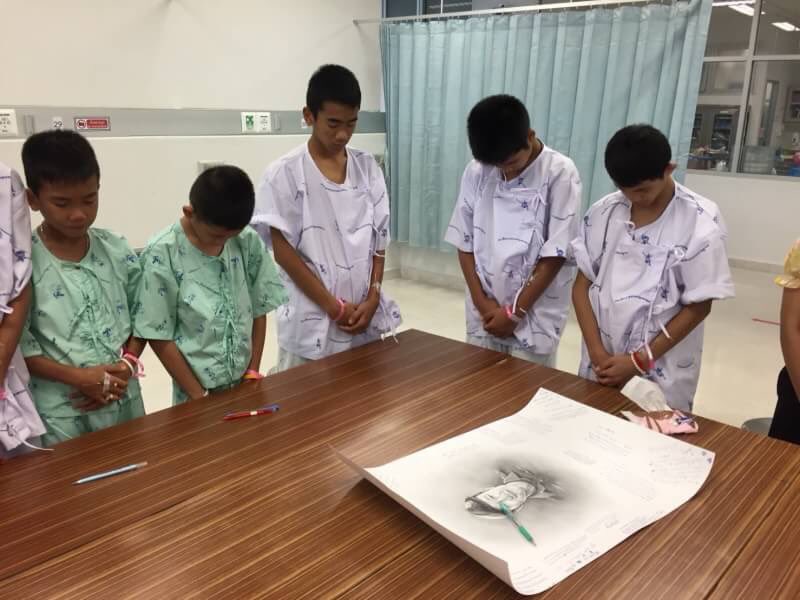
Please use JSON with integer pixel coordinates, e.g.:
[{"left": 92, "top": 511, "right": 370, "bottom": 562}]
[
  {"left": 247, "top": 315, "right": 267, "bottom": 373},
  {"left": 149, "top": 339, "right": 206, "bottom": 400},
  {"left": 0, "top": 284, "right": 31, "bottom": 384}
]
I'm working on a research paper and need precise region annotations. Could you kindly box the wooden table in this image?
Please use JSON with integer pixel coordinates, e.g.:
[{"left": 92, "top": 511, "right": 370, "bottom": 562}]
[{"left": 2, "top": 330, "right": 799, "bottom": 599}]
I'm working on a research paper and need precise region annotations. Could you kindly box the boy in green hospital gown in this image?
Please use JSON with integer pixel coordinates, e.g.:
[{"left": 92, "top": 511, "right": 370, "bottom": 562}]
[
  {"left": 20, "top": 131, "right": 145, "bottom": 447},
  {"left": 135, "top": 166, "right": 286, "bottom": 404}
]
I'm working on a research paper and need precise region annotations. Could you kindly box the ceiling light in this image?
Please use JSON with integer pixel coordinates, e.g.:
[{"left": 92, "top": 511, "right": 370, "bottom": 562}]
[
  {"left": 772, "top": 22, "right": 800, "bottom": 32},
  {"left": 729, "top": 5, "right": 755, "bottom": 16}
]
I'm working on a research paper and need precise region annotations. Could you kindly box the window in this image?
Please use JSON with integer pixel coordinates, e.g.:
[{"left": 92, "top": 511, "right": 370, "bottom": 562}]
[
  {"left": 385, "top": 0, "right": 419, "bottom": 18},
  {"left": 385, "top": 0, "right": 569, "bottom": 18},
  {"left": 756, "top": 0, "right": 800, "bottom": 55},
  {"left": 706, "top": 2, "right": 754, "bottom": 56},
  {"left": 739, "top": 60, "right": 800, "bottom": 175},
  {"left": 424, "top": 1, "right": 472, "bottom": 13},
  {"left": 691, "top": 62, "right": 747, "bottom": 171},
  {"left": 385, "top": 0, "right": 473, "bottom": 17},
  {"left": 697, "top": 0, "right": 800, "bottom": 177},
  {"left": 383, "top": 0, "right": 800, "bottom": 179}
]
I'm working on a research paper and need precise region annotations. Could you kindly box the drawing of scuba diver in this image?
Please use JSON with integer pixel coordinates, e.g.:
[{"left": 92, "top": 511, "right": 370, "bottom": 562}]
[{"left": 465, "top": 466, "right": 561, "bottom": 517}]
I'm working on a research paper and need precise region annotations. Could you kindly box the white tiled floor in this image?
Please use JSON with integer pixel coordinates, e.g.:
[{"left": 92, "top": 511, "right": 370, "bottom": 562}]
[{"left": 140, "top": 267, "right": 784, "bottom": 427}]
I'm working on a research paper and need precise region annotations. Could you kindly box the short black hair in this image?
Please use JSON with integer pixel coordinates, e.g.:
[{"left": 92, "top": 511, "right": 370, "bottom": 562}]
[
  {"left": 306, "top": 64, "right": 361, "bottom": 117},
  {"left": 189, "top": 166, "right": 255, "bottom": 230},
  {"left": 605, "top": 124, "right": 672, "bottom": 188},
  {"left": 467, "top": 95, "right": 531, "bottom": 165},
  {"left": 21, "top": 130, "right": 100, "bottom": 195}
]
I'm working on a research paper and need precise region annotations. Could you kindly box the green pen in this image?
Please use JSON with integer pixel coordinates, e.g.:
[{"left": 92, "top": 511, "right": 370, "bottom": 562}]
[{"left": 499, "top": 501, "right": 536, "bottom": 546}]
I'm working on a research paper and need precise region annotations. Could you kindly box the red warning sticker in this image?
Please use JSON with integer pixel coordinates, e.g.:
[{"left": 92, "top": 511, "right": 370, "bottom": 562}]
[{"left": 74, "top": 117, "right": 110, "bottom": 131}]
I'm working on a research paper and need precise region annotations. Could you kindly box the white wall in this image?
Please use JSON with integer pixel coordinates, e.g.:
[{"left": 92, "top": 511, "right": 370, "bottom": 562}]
[
  {"left": 685, "top": 171, "right": 799, "bottom": 268},
  {"left": 397, "top": 244, "right": 462, "bottom": 290},
  {"left": 0, "top": 0, "right": 382, "bottom": 110},
  {"left": 0, "top": 0, "right": 388, "bottom": 249},
  {"left": 0, "top": 133, "right": 387, "bottom": 249}
]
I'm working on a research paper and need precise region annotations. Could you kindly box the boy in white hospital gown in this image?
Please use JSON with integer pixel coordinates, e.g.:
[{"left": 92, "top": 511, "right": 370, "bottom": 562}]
[
  {"left": 571, "top": 125, "right": 735, "bottom": 412},
  {"left": 0, "top": 162, "right": 46, "bottom": 457},
  {"left": 252, "top": 65, "right": 401, "bottom": 372},
  {"left": 445, "top": 95, "right": 582, "bottom": 367}
]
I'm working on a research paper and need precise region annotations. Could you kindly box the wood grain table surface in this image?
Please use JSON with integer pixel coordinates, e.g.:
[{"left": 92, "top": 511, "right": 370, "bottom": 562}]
[{"left": 2, "top": 330, "right": 799, "bottom": 599}]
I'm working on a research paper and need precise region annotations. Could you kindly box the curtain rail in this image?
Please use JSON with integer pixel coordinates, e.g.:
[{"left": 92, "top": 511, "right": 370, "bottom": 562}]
[{"left": 355, "top": 0, "right": 677, "bottom": 25}]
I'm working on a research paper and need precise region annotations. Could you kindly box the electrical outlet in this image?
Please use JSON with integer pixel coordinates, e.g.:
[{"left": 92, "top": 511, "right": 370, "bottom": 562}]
[
  {"left": 0, "top": 109, "right": 19, "bottom": 136},
  {"left": 241, "top": 111, "right": 272, "bottom": 134}
]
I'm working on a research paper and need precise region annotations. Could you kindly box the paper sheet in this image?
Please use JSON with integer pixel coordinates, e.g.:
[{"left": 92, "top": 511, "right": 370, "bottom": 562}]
[{"left": 337, "top": 388, "right": 714, "bottom": 595}]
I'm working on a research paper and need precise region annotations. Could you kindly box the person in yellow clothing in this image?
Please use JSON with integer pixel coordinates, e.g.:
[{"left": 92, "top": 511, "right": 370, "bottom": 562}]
[{"left": 768, "top": 239, "right": 800, "bottom": 444}]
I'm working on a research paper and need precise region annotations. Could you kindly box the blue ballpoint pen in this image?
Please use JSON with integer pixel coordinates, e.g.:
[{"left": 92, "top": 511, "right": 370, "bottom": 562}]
[{"left": 73, "top": 462, "right": 148, "bottom": 485}]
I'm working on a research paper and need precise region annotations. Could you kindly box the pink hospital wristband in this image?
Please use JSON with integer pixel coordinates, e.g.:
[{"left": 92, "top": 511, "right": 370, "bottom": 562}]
[
  {"left": 504, "top": 305, "right": 522, "bottom": 323},
  {"left": 121, "top": 351, "right": 145, "bottom": 378},
  {"left": 334, "top": 298, "right": 346, "bottom": 322}
]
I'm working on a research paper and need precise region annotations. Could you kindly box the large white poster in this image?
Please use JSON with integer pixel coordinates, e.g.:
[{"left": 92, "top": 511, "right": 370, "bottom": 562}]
[{"left": 339, "top": 388, "right": 714, "bottom": 595}]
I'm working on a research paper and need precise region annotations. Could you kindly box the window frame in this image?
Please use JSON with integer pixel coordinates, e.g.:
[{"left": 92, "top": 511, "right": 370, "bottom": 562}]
[
  {"left": 697, "top": 1, "right": 800, "bottom": 178},
  {"left": 382, "top": 0, "right": 800, "bottom": 179}
]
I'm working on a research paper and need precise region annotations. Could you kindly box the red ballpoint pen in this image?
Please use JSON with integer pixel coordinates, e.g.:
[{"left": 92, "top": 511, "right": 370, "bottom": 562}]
[{"left": 223, "top": 404, "right": 279, "bottom": 421}]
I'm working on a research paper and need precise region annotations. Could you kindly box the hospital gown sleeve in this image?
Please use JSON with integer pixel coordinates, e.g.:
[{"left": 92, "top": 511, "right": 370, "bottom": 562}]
[
  {"left": 243, "top": 229, "right": 288, "bottom": 318},
  {"left": 120, "top": 238, "right": 143, "bottom": 318},
  {"left": 540, "top": 165, "right": 582, "bottom": 261},
  {"left": 133, "top": 247, "right": 180, "bottom": 341},
  {"left": 20, "top": 311, "right": 43, "bottom": 358},
  {"left": 570, "top": 200, "right": 606, "bottom": 283},
  {"left": 9, "top": 169, "right": 32, "bottom": 298},
  {"left": 676, "top": 208, "right": 735, "bottom": 304},
  {"left": 252, "top": 162, "right": 303, "bottom": 249},
  {"left": 444, "top": 162, "right": 479, "bottom": 252},
  {"left": 369, "top": 159, "right": 391, "bottom": 253}
]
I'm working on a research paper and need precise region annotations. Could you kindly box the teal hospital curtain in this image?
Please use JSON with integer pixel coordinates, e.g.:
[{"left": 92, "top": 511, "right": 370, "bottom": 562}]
[{"left": 380, "top": 0, "right": 712, "bottom": 250}]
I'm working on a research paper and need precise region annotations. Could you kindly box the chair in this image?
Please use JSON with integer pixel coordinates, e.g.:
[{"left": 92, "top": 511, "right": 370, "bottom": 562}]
[{"left": 741, "top": 417, "right": 773, "bottom": 435}]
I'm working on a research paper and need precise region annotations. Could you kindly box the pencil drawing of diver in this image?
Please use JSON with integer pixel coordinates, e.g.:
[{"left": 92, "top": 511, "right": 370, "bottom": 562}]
[{"left": 465, "top": 466, "right": 562, "bottom": 518}]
